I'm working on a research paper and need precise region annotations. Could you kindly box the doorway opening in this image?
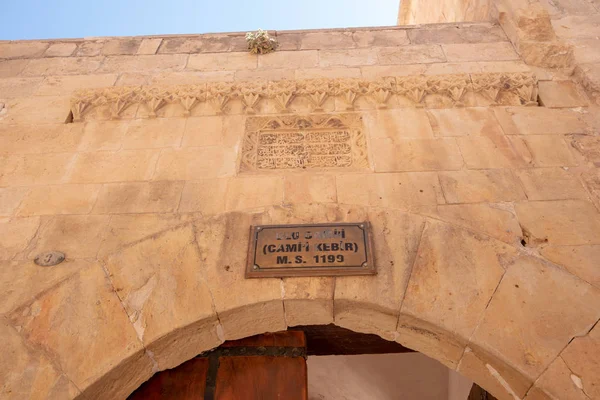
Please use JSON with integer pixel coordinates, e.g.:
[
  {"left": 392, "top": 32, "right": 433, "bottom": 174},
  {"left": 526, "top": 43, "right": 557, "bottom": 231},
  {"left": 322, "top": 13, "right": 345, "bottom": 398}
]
[{"left": 128, "top": 326, "right": 496, "bottom": 399}]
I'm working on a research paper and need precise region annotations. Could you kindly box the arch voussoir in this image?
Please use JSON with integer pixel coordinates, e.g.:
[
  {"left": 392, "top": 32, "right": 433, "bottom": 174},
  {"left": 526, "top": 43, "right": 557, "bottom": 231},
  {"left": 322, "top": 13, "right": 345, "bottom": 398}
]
[{"left": 3, "top": 203, "right": 599, "bottom": 400}]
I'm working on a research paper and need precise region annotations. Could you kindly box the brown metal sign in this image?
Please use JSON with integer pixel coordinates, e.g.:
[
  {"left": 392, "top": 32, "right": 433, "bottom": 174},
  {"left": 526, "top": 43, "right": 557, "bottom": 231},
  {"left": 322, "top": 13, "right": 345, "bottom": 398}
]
[{"left": 245, "top": 222, "right": 375, "bottom": 278}]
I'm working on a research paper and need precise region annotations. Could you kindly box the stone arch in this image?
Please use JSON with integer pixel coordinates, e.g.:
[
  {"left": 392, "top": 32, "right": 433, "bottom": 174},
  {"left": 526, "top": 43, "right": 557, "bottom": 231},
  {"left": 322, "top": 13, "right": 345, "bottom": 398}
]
[{"left": 4, "top": 203, "right": 599, "bottom": 400}]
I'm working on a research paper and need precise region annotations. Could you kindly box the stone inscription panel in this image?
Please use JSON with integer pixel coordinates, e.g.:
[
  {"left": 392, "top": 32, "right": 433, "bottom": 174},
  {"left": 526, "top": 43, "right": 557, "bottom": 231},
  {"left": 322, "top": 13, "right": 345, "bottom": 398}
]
[
  {"left": 240, "top": 114, "right": 369, "bottom": 172},
  {"left": 245, "top": 222, "right": 376, "bottom": 278}
]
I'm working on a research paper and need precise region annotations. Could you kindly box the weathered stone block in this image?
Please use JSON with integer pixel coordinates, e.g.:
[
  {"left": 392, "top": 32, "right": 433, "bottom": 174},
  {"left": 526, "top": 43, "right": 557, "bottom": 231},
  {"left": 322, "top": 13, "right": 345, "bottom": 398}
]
[
  {"left": 0, "top": 319, "right": 80, "bottom": 399},
  {"left": 516, "top": 200, "right": 600, "bottom": 245},
  {"left": 97, "top": 213, "right": 193, "bottom": 257},
  {"left": 408, "top": 24, "right": 507, "bottom": 44},
  {"left": 511, "top": 135, "right": 577, "bottom": 167},
  {"left": 106, "top": 225, "right": 218, "bottom": 349},
  {"left": 137, "top": 38, "right": 162, "bottom": 55},
  {"left": 219, "top": 301, "right": 287, "bottom": 341},
  {"left": 494, "top": 107, "right": 587, "bottom": 135},
  {"left": 372, "top": 138, "right": 464, "bottom": 171},
  {"left": 74, "top": 41, "right": 104, "bottom": 57},
  {"left": 44, "top": 42, "right": 78, "bottom": 57},
  {"left": 0, "top": 217, "right": 39, "bottom": 260},
  {"left": 364, "top": 108, "right": 434, "bottom": 139},
  {"left": 178, "top": 178, "right": 229, "bottom": 214},
  {"left": 284, "top": 175, "right": 336, "bottom": 203},
  {"left": 335, "top": 209, "right": 426, "bottom": 340},
  {"left": 560, "top": 322, "right": 600, "bottom": 399},
  {"left": 443, "top": 42, "right": 519, "bottom": 62},
  {"left": 470, "top": 256, "right": 600, "bottom": 381},
  {"left": 518, "top": 40, "right": 574, "bottom": 68},
  {"left": 396, "top": 314, "right": 467, "bottom": 369},
  {"left": 552, "top": 15, "right": 600, "bottom": 39},
  {"left": 93, "top": 181, "right": 184, "bottom": 214},
  {"left": 17, "top": 184, "right": 101, "bottom": 216},
  {"left": 524, "top": 356, "right": 589, "bottom": 400},
  {"left": 336, "top": 172, "right": 445, "bottom": 208},
  {"left": 300, "top": 32, "right": 355, "bottom": 50},
  {"left": 25, "top": 215, "right": 110, "bottom": 259},
  {"left": 352, "top": 29, "right": 410, "bottom": 47},
  {"left": 193, "top": 212, "right": 285, "bottom": 337},
  {"left": 439, "top": 169, "right": 526, "bottom": 203},
  {"left": 0, "top": 42, "right": 48, "bottom": 60},
  {"left": 430, "top": 203, "right": 523, "bottom": 244},
  {"left": 515, "top": 167, "right": 588, "bottom": 200},
  {"left": 0, "top": 153, "right": 74, "bottom": 186},
  {"left": 0, "top": 258, "right": 85, "bottom": 314},
  {"left": 334, "top": 300, "right": 398, "bottom": 341},
  {"left": 35, "top": 74, "right": 118, "bottom": 96},
  {"left": 188, "top": 52, "right": 257, "bottom": 71},
  {"left": 571, "top": 135, "right": 600, "bottom": 166},
  {"left": 427, "top": 107, "right": 504, "bottom": 137},
  {"left": 1, "top": 96, "right": 71, "bottom": 124},
  {"left": 260, "top": 50, "right": 319, "bottom": 69},
  {"left": 98, "top": 55, "right": 187, "bottom": 73},
  {"left": 69, "top": 150, "right": 160, "bottom": 183},
  {"left": 360, "top": 64, "right": 427, "bottom": 79},
  {"left": 457, "top": 136, "right": 529, "bottom": 168},
  {"left": 153, "top": 147, "right": 236, "bottom": 180},
  {"left": 295, "top": 67, "right": 361, "bottom": 79},
  {"left": 225, "top": 176, "right": 284, "bottom": 211},
  {"left": 181, "top": 116, "right": 223, "bottom": 147},
  {"left": 0, "top": 187, "right": 28, "bottom": 217},
  {"left": 574, "top": 63, "right": 600, "bottom": 105},
  {"left": 101, "top": 39, "right": 142, "bottom": 56},
  {"left": 78, "top": 120, "right": 130, "bottom": 151},
  {"left": 274, "top": 33, "right": 303, "bottom": 51},
  {"left": 458, "top": 345, "right": 532, "bottom": 399},
  {"left": 318, "top": 49, "right": 378, "bottom": 67},
  {"left": 21, "top": 57, "right": 104, "bottom": 76},
  {"left": 123, "top": 118, "right": 186, "bottom": 149},
  {"left": 0, "top": 59, "right": 29, "bottom": 78},
  {"left": 0, "top": 77, "right": 44, "bottom": 98},
  {"left": 236, "top": 68, "right": 295, "bottom": 81},
  {"left": 538, "top": 80, "right": 589, "bottom": 107},
  {"left": 541, "top": 245, "right": 600, "bottom": 288},
  {"left": 377, "top": 45, "right": 446, "bottom": 65},
  {"left": 402, "top": 221, "right": 516, "bottom": 339},
  {"left": 283, "top": 277, "right": 335, "bottom": 326},
  {"left": 541, "top": 0, "right": 598, "bottom": 17},
  {"left": 9, "top": 264, "right": 154, "bottom": 399},
  {"left": 159, "top": 38, "right": 210, "bottom": 54}
]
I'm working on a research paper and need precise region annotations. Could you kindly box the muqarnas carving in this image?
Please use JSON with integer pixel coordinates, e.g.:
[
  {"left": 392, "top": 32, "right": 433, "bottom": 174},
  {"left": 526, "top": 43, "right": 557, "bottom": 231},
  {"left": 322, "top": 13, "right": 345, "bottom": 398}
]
[
  {"left": 240, "top": 114, "right": 369, "bottom": 172},
  {"left": 70, "top": 72, "right": 539, "bottom": 121}
]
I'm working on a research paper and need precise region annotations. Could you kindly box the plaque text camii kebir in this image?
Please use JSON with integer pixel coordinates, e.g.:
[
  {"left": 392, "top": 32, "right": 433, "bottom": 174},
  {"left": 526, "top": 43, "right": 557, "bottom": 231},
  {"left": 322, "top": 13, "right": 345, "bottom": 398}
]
[{"left": 245, "top": 222, "right": 375, "bottom": 278}]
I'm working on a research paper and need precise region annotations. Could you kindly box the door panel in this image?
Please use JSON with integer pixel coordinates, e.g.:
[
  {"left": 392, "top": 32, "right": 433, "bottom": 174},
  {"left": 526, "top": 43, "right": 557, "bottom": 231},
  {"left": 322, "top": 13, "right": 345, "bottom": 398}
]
[
  {"left": 128, "top": 331, "right": 307, "bottom": 400},
  {"left": 215, "top": 356, "right": 307, "bottom": 400}
]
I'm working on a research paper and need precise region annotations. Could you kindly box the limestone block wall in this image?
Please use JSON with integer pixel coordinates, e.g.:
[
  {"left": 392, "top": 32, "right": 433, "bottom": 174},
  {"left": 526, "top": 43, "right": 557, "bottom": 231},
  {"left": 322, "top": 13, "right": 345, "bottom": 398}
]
[
  {"left": 0, "top": 20, "right": 599, "bottom": 400},
  {"left": 398, "top": 0, "right": 492, "bottom": 24}
]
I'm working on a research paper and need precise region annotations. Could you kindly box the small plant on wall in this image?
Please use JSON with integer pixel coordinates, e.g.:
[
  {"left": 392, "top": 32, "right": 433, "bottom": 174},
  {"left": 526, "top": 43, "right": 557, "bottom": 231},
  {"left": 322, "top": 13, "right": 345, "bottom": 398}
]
[{"left": 246, "top": 29, "right": 279, "bottom": 54}]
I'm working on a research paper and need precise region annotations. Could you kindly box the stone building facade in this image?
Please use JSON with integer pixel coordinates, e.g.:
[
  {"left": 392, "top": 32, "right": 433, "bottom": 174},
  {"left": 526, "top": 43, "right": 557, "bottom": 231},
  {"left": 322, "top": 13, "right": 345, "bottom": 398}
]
[{"left": 1, "top": 0, "right": 600, "bottom": 399}]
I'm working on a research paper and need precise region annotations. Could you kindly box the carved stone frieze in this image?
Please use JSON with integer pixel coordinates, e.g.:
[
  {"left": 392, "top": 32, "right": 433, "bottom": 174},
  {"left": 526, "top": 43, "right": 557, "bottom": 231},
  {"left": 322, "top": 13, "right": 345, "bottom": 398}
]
[
  {"left": 240, "top": 113, "right": 369, "bottom": 172},
  {"left": 70, "top": 72, "right": 539, "bottom": 121},
  {"left": 471, "top": 72, "right": 538, "bottom": 106}
]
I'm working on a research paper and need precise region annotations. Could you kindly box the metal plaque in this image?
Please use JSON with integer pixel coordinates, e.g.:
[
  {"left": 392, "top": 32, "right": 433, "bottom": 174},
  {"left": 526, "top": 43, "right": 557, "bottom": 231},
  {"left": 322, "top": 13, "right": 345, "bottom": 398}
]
[{"left": 245, "top": 222, "right": 375, "bottom": 278}]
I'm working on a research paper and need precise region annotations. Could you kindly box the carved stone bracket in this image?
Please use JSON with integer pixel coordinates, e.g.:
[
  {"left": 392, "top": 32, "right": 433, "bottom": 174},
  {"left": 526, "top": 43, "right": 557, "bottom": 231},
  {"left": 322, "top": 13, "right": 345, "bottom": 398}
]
[{"left": 70, "top": 72, "right": 538, "bottom": 121}]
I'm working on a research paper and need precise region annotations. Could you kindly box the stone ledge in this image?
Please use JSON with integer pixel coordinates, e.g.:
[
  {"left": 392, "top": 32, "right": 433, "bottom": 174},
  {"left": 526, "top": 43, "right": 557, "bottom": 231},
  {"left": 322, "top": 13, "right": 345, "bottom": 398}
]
[
  {"left": 70, "top": 72, "right": 539, "bottom": 121},
  {"left": 0, "top": 22, "right": 509, "bottom": 60}
]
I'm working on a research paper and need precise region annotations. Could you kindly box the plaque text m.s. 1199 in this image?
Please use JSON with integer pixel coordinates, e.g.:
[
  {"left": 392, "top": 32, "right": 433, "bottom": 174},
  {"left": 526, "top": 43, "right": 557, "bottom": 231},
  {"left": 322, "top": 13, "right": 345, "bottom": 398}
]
[{"left": 245, "top": 222, "right": 375, "bottom": 278}]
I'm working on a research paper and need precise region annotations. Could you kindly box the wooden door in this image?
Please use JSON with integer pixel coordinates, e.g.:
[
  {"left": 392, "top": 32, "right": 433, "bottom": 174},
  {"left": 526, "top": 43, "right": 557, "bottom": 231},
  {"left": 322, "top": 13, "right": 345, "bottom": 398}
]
[{"left": 129, "top": 331, "right": 307, "bottom": 400}]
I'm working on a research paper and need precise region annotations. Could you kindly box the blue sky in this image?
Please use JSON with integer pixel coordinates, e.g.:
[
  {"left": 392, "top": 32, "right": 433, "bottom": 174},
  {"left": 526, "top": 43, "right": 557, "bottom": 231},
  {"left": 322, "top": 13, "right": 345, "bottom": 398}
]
[{"left": 1, "top": 0, "right": 399, "bottom": 40}]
